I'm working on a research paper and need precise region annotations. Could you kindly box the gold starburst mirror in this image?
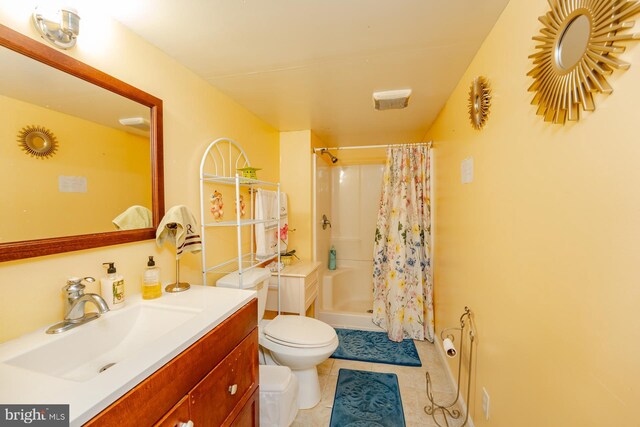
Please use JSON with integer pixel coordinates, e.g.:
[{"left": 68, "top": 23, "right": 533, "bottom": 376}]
[
  {"left": 468, "top": 76, "right": 492, "bottom": 130},
  {"left": 528, "top": 0, "right": 640, "bottom": 124},
  {"left": 17, "top": 125, "right": 58, "bottom": 158}
]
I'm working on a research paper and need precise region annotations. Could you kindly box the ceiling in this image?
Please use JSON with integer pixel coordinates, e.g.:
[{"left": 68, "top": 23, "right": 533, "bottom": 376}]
[
  {"left": 0, "top": 46, "right": 150, "bottom": 137},
  {"left": 101, "top": 0, "right": 510, "bottom": 147}
]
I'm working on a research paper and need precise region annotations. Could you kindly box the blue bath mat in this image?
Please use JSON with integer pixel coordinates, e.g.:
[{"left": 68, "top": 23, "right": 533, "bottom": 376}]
[
  {"left": 330, "top": 369, "right": 406, "bottom": 427},
  {"left": 331, "top": 328, "right": 422, "bottom": 367}
]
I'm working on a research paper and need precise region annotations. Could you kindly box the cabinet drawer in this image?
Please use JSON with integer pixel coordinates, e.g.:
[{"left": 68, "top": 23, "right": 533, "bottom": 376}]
[
  {"left": 153, "top": 396, "right": 190, "bottom": 427},
  {"left": 189, "top": 328, "right": 259, "bottom": 427}
]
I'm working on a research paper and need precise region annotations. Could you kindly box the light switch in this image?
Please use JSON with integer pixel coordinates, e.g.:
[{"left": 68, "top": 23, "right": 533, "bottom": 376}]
[
  {"left": 461, "top": 157, "right": 474, "bottom": 184},
  {"left": 58, "top": 175, "right": 87, "bottom": 193}
]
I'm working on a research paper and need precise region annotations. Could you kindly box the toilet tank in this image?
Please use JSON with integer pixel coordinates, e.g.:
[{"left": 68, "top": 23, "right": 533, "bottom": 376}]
[{"left": 216, "top": 268, "right": 271, "bottom": 321}]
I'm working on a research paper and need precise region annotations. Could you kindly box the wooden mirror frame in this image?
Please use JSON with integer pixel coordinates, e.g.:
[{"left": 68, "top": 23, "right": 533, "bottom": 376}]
[{"left": 0, "top": 24, "right": 164, "bottom": 262}]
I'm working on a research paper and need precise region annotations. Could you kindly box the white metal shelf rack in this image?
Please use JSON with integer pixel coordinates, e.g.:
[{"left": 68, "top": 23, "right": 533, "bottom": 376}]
[{"left": 199, "top": 137, "right": 281, "bottom": 313}]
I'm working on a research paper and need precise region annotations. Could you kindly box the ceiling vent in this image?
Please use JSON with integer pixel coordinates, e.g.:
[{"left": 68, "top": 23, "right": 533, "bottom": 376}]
[
  {"left": 373, "top": 89, "right": 412, "bottom": 111},
  {"left": 118, "top": 117, "right": 150, "bottom": 131}
]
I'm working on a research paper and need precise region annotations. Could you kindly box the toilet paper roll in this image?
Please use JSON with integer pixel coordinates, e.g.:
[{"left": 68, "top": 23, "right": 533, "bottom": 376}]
[{"left": 443, "top": 338, "right": 457, "bottom": 358}]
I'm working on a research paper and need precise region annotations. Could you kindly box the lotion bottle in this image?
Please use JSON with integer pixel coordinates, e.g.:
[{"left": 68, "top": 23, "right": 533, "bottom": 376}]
[
  {"left": 142, "top": 256, "right": 162, "bottom": 300},
  {"left": 328, "top": 246, "right": 337, "bottom": 270},
  {"left": 101, "top": 262, "right": 125, "bottom": 310}
]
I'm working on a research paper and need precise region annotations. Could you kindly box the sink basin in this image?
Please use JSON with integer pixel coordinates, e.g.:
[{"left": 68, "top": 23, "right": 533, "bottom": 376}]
[{"left": 5, "top": 304, "right": 201, "bottom": 382}]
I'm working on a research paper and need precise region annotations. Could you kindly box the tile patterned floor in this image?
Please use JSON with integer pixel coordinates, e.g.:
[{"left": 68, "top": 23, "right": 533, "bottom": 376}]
[{"left": 292, "top": 339, "right": 463, "bottom": 427}]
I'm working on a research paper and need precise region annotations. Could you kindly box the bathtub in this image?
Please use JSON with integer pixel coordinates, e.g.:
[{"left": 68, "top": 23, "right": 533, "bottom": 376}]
[{"left": 316, "top": 260, "right": 384, "bottom": 331}]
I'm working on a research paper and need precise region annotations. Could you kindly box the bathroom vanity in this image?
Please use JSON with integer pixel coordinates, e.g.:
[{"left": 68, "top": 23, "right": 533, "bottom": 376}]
[
  {"left": 86, "top": 299, "right": 258, "bottom": 427},
  {"left": 0, "top": 286, "right": 258, "bottom": 427}
]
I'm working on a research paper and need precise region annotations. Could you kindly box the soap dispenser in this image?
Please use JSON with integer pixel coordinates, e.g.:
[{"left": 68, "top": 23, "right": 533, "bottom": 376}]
[
  {"left": 142, "top": 256, "right": 161, "bottom": 300},
  {"left": 101, "top": 262, "right": 125, "bottom": 310}
]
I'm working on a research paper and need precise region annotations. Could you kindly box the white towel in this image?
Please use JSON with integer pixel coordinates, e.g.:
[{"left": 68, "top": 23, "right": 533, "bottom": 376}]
[
  {"left": 255, "top": 190, "right": 289, "bottom": 258},
  {"left": 156, "top": 205, "right": 202, "bottom": 259},
  {"left": 112, "top": 205, "right": 152, "bottom": 230},
  {"left": 280, "top": 191, "right": 288, "bottom": 217},
  {"left": 279, "top": 192, "right": 289, "bottom": 252}
]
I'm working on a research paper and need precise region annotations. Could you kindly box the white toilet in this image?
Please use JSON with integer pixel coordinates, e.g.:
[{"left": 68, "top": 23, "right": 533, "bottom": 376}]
[
  {"left": 217, "top": 268, "right": 339, "bottom": 410},
  {"left": 260, "top": 314, "right": 338, "bottom": 408}
]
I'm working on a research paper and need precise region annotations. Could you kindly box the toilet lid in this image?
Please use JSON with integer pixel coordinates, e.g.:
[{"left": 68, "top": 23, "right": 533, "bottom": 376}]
[{"left": 263, "top": 315, "right": 337, "bottom": 348}]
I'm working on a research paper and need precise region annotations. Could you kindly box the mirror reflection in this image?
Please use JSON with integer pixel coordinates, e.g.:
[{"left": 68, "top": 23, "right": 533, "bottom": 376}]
[
  {"left": 0, "top": 45, "right": 152, "bottom": 243},
  {"left": 556, "top": 14, "right": 591, "bottom": 70}
]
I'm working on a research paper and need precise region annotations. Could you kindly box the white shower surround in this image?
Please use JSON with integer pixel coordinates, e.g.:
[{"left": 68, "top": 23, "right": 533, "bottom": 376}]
[
  {"left": 322, "top": 261, "right": 372, "bottom": 313},
  {"left": 319, "top": 263, "right": 383, "bottom": 331},
  {"left": 313, "top": 158, "right": 384, "bottom": 330}
]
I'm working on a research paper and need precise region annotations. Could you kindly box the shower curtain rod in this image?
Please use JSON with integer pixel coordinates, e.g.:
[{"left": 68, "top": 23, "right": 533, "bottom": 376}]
[{"left": 313, "top": 141, "right": 432, "bottom": 152}]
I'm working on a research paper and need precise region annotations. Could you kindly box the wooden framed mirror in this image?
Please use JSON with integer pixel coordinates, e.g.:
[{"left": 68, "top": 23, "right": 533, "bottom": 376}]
[{"left": 0, "top": 24, "right": 164, "bottom": 262}]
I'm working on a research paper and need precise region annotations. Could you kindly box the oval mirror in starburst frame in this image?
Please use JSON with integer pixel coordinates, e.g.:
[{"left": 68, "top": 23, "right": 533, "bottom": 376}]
[
  {"left": 468, "top": 76, "right": 492, "bottom": 130},
  {"left": 528, "top": 0, "right": 640, "bottom": 124},
  {"left": 17, "top": 125, "right": 58, "bottom": 159}
]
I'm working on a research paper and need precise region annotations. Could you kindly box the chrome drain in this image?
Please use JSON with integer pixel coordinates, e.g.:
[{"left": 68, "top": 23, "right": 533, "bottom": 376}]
[{"left": 99, "top": 363, "right": 116, "bottom": 373}]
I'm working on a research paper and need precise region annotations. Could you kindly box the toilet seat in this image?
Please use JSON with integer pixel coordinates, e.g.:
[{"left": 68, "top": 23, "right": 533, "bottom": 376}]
[
  {"left": 263, "top": 315, "right": 337, "bottom": 349},
  {"left": 264, "top": 335, "right": 325, "bottom": 349}
]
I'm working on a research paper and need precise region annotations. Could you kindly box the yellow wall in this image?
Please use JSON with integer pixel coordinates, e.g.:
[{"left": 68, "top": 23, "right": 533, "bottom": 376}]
[
  {"left": 0, "top": 2, "right": 279, "bottom": 342},
  {"left": 278, "top": 130, "right": 334, "bottom": 262},
  {"left": 327, "top": 147, "right": 386, "bottom": 166},
  {"left": 280, "top": 130, "right": 313, "bottom": 261},
  {"left": 425, "top": 0, "right": 640, "bottom": 425},
  {"left": 0, "top": 94, "right": 150, "bottom": 242}
]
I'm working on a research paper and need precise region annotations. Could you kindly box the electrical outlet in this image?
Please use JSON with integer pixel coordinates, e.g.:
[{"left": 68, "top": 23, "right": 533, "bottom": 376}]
[{"left": 482, "top": 387, "right": 490, "bottom": 420}]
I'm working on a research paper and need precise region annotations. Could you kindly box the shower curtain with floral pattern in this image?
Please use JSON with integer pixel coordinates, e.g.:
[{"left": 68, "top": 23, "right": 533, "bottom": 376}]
[{"left": 372, "top": 145, "right": 434, "bottom": 342}]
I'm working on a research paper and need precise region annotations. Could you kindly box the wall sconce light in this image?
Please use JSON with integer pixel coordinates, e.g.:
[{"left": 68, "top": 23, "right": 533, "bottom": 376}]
[{"left": 32, "top": 6, "right": 80, "bottom": 50}]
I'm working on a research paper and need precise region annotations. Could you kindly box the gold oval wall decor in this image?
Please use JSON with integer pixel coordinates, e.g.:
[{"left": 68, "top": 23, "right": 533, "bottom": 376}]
[
  {"left": 528, "top": 0, "right": 640, "bottom": 124},
  {"left": 17, "top": 125, "right": 58, "bottom": 158},
  {"left": 468, "top": 76, "right": 491, "bottom": 130}
]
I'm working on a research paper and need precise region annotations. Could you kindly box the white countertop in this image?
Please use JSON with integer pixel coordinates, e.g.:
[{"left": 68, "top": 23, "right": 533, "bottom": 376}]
[
  {"left": 0, "top": 285, "right": 255, "bottom": 426},
  {"left": 271, "top": 261, "right": 321, "bottom": 278}
]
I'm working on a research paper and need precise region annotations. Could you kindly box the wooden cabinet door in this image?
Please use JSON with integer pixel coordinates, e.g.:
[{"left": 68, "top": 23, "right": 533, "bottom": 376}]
[
  {"left": 230, "top": 389, "right": 259, "bottom": 427},
  {"left": 189, "top": 329, "right": 258, "bottom": 427}
]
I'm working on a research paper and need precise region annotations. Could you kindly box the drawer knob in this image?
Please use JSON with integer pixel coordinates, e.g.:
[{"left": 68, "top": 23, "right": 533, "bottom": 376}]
[
  {"left": 228, "top": 384, "right": 238, "bottom": 395},
  {"left": 177, "top": 421, "right": 194, "bottom": 427}
]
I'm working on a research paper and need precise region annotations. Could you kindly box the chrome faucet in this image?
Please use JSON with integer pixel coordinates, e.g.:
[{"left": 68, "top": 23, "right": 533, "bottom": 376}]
[{"left": 46, "top": 277, "right": 110, "bottom": 334}]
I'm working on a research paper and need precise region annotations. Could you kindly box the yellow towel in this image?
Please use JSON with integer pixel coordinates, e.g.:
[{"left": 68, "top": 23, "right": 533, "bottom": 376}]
[
  {"left": 112, "top": 205, "right": 152, "bottom": 230},
  {"left": 156, "top": 205, "right": 202, "bottom": 259}
]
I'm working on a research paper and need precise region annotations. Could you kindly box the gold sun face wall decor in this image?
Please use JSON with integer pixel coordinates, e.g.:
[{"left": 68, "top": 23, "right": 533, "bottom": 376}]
[
  {"left": 17, "top": 125, "right": 58, "bottom": 158},
  {"left": 528, "top": 0, "right": 640, "bottom": 124},
  {"left": 468, "top": 76, "right": 492, "bottom": 130}
]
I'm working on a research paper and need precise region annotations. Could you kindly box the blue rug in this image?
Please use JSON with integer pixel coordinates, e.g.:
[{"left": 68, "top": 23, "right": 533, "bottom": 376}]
[
  {"left": 330, "top": 369, "right": 406, "bottom": 427},
  {"left": 331, "top": 328, "right": 422, "bottom": 367}
]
